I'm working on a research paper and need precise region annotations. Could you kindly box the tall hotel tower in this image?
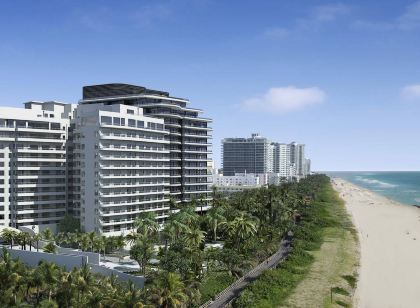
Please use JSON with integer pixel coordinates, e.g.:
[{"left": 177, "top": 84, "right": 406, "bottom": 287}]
[
  {"left": 0, "top": 102, "right": 75, "bottom": 232},
  {"left": 72, "top": 84, "right": 212, "bottom": 235},
  {"left": 222, "top": 133, "right": 274, "bottom": 176}
]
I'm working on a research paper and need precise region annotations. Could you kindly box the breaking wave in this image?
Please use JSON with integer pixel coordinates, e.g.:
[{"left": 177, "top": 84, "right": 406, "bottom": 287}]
[{"left": 355, "top": 176, "right": 398, "bottom": 188}]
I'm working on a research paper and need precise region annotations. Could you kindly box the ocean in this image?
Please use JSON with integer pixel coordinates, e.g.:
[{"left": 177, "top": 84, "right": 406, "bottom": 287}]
[{"left": 325, "top": 171, "right": 420, "bottom": 206}]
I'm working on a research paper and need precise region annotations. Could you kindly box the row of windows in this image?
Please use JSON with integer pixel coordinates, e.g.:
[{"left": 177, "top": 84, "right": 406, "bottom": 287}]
[{"left": 100, "top": 116, "right": 164, "bottom": 131}]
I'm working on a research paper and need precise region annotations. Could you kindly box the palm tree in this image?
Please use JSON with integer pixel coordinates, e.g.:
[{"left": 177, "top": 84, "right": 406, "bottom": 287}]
[
  {"left": 38, "top": 261, "right": 60, "bottom": 301},
  {"left": 1, "top": 229, "right": 18, "bottom": 249},
  {"left": 88, "top": 231, "right": 97, "bottom": 252},
  {"left": 134, "top": 212, "right": 159, "bottom": 238},
  {"left": 168, "top": 197, "right": 177, "bottom": 212},
  {"left": 130, "top": 236, "right": 155, "bottom": 275},
  {"left": 164, "top": 219, "right": 190, "bottom": 241},
  {"left": 33, "top": 233, "right": 42, "bottom": 252},
  {"left": 183, "top": 228, "right": 206, "bottom": 248},
  {"left": 126, "top": 230, "right": 140, "bottom": 246},
  {"left": 41, "top": 228, "right": 54, "bottom": 242},
  {"left": 206, "top": 207, "right": 225, "bottom": 242},
  {"left": 150, "top": 272, "right": 188, "bottom": 308},
  {"left": 222, "top": 213, "right": 258, "bottom": 249},
  {"left": 118, "top": 280, "right": 145, "bottom": 308},
  {"left": 80, "top": 233, "right": 91, "bottom": 252},
  {"left": 43, "top": 242, "right": 57, "bottom": 254},
  {"left": 93, "top": 236, "right": 106, "bottom": 257}
]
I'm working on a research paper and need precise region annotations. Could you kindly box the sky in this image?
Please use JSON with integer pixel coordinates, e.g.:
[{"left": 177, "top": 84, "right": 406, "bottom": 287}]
[{"left": 1, "top": 0, "right": 420, "bottom": 171}]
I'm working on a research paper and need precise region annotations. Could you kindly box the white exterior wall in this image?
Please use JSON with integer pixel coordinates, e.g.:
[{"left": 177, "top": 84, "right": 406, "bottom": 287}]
[
  {"left": 212, "top": 173, "right": 260, "bottom": 186},
  {"left": 0, "top": 102, "right": 75, "bottom": 232},
  {"left": 72, "top": 104, "right": 170, "bottom": 236}
]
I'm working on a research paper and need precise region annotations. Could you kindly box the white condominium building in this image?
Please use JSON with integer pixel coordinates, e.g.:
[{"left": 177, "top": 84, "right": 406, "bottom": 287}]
[
  {"left": 212, "top": 172, "right": 261, "bottom": 187},
  {"left": 0, "top": 101, "right": 75, "bottom": 232},
  {"left": 80, "top": 84, "right": 213, "bottom": 210},
  {"left": 0, "top": 83, "right": 212, "bottom": 236},
  {"left": 69, "top": 103, "right": 170, "bottom": 235},
  {"left": 273, "top": 143, "right": 290, "bottom": 178}
]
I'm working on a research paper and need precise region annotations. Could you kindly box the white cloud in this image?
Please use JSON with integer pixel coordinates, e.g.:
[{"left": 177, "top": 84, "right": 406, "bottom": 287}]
[
  {"left": 242, "top": 86, "right": 326, "bottom": 113},
  {"left": 401, "top": 84, "right": 420, "bottom": 100}
]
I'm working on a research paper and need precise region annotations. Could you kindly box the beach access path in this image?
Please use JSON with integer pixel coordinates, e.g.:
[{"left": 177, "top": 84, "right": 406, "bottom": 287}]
[{"left": 333, "top": 178, "right": 420, "bottom": 308}]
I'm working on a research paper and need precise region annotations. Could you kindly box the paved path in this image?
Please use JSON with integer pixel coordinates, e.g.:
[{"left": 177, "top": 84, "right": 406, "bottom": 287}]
[{"left": 202, "top": 239, "right": 292, "bottom": 308}]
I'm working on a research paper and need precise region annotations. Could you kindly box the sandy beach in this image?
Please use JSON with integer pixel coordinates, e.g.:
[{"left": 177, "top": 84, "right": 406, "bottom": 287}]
[{"left": 332, "top": 178, "right": 420, "bottom": 308}]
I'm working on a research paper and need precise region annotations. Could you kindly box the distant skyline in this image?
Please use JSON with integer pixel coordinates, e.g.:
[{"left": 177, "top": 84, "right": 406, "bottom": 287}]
[{"left": 1, "top": 0, "right": 420, "bottom": 171}]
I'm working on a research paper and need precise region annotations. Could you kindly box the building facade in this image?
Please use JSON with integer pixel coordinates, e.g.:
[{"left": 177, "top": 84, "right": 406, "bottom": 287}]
[
  {"left": 69, "top": 103, "right": 171, "bottom": 235},
  {"left": 222, "top": 134, "right": 310, "bottom": 180},
  {"left": 0, "top": 102, "right": 75, "bottom": 232},
  {"left": 0, "top": 83, "right": 212, "bottom": 236},
  {"left": 212, "top": 172, "right": 261, "bottom": 187},
  {"left": 80, "top": 84, "right": 213, "bottom": 210},
  {"left": 222, "top": 133, "right": 274, "bottom": 176}
]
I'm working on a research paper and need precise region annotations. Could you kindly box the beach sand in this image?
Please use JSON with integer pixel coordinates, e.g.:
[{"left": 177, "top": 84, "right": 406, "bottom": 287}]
[{"left": 332, "top": 178, "right": 420, "bottom": 308}]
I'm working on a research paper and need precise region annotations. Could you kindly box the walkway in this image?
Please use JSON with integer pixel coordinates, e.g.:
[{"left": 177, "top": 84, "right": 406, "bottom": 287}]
[{"left": 201, "top": 238, "right": 292, "bottom": 308}]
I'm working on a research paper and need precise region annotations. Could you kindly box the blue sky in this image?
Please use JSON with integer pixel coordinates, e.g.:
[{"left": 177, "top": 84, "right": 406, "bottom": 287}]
[{"left": 1, "top": 0, "right": 420, "bottom": 171}]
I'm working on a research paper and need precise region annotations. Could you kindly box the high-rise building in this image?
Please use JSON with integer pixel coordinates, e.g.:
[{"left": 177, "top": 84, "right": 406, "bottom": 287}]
[
  {"left": 273, "top": 143, "right": 290, "bottom": 178},
  {"left": 290, "top": 142, "right": 306, "bottom": 177},
  {"left": 68, "top": 103, "right": 171, "bottom": 235},
  {"left": 0, "top": 83, "right": 212, "bottom": 236},
  {"left": 75, "top": 84, "right": 212, "bottom": 235},
  {"left": 0, "top": 101, "right": 75, "bottom": 232},
  {"left": 222, "top": 133, "right": 274, "bottom": 176},
  {"left": 222, "top": 134, "right": 309, "bottom": 180}
]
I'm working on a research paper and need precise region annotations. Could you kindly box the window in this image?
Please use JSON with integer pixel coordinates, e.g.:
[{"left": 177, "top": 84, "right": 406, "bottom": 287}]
[
  {"left": 113, "top": 117, "right": 120, "bottom": 126},
  {"left": 127, "top": 109, "right": 134, "bottom": 115},
  {"left": 128, "top": 119, "right": 136, "bottom": 127},
  {"left": 137, "top": 121, "right": 144, "bottom": 128},
  {"left": 121, "top": 118, "right": 125, "bottom": 126},
  {"left": 51, "top": 123, "right": 60, "bottom": 130},
  {"left": 101, "top": 116, "right": 112, "bottom": 125}
]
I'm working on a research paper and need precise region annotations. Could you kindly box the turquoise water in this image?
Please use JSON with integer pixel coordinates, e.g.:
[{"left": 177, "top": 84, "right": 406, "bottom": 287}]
[{"left": 325, "top": 171, "right": 420, "bottom": 206}]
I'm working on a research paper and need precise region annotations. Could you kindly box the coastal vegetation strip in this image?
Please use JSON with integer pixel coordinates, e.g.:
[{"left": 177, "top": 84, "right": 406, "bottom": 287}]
[
  {"left": 0, "top": 175, "right": 329, "bottom": 307},
  {"left": 234, "top": 176, "right": 359, "bottom": 308}
]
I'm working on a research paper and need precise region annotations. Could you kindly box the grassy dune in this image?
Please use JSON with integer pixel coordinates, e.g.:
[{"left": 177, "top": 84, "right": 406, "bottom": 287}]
[{"left": 282, "top": 185, "right": 359, "bottom": 308}]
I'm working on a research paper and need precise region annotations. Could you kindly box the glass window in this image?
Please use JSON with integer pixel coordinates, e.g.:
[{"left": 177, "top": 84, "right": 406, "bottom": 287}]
[
  {"left": 51, "top": 123, "right": 60, "bottom": 130},
  {"left": 113, "top": 117, "right": 120, "bottom": 126},
  {"left": 137, "top": 121, "right": 144, "bottom": 128},
  {"left": 101, "top": 116, "right": 112, "bottom": 125},
  {"left": 121, "top": 118, "right": 125, "bottom": 126},
  {"left": 16, "top": 120, "right": 26, "bottom": 128},
  {"left": 128, "top": 119, "right": 136, "bottom": 127},
  {"left": 127, "top": 109, "right": 134, "bottom": 114}
]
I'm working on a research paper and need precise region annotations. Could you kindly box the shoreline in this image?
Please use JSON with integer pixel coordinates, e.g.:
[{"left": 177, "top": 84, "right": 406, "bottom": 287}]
[{"left": 332, "top": 177, "right": 420, "bottom": 308}]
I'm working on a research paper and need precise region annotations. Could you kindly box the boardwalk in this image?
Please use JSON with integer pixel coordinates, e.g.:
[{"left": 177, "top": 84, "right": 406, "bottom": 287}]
[{"left": 201, "top": 239, "right": 292, "bottom": 308}]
